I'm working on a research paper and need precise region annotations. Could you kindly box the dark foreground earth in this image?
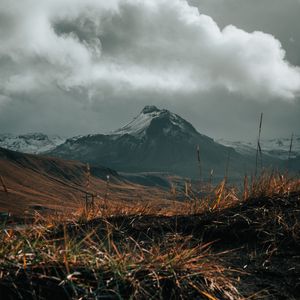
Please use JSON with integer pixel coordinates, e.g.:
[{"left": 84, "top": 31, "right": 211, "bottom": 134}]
[{"left": 0, "top": 191, "right": 299, "bottom": 299}]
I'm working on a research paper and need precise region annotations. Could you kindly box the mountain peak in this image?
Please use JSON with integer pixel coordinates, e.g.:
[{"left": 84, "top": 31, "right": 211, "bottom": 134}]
[
  {"left": 112, "top": 106, "right": 199, "bottom": 138},
  {"left": 141, "top": 105, "right": 160, "bottom": 114}
]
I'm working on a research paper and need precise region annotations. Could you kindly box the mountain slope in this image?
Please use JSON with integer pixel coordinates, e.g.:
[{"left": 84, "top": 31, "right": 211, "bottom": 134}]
[
  {"left": 49, "top": 106, "right": 258, "bottom": 179},
  {"left": 0, "top": 147, "right": 170, "bottom": 216},
  {"left": 0, "top": 133, "right": 65, "bottom": 154},
  {"left": 0, "top": 147, "right": 114, "bottom": 215}
]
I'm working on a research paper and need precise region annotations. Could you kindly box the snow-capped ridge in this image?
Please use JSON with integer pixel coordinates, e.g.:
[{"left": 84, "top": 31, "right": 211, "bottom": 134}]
[
  {"left": 218, "top": 135, "right": 300, "bottom": 160},
  {"left": 0, "top": 133, "right": 66, "bottom": 154},
  {"left": 112, "top": 105, "right": 198, "bottom": 138}
]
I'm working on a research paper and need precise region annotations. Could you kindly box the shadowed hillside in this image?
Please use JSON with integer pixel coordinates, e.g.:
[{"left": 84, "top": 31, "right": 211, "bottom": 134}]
[{"left": 0, "top": 148, "right": 171, "bottom": 217}]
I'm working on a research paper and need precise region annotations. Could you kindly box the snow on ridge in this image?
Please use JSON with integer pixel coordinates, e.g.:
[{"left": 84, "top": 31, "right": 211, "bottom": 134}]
[
  {"left": 0, "top": 133, "right": 66, "bottom": 154},
  {"left": 112, "top": 110, "right": 161, "bottom": 137},
  {"left": 111, "top": 106, "right": 198, "bottom": 138},
  {"left": 218, "top": 135, "right": 300, "bottom": 159}
]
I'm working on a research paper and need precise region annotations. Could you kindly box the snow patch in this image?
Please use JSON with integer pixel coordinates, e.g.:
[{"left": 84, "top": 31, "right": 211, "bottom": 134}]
[{"left": 112, "top": 110, "right": 163, "bottom": 137}]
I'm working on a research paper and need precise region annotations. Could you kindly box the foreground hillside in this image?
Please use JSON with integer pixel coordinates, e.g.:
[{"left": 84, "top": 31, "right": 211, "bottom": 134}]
[
  {"left": 0, "top": 174, "right": 299, "bottom": 299},
  {"left": 0, "top": 147, "right": 171, "bottom": 217}
]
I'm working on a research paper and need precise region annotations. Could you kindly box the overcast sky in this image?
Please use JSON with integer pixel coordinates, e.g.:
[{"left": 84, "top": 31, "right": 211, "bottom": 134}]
[{"left": 0, "top": 0, "right": 299, "bottom": 141}]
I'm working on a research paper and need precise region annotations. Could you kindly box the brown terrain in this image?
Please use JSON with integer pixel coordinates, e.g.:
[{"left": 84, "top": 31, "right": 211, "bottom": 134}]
[{"left": 0, "top": 147, "right": 172, "bottom": 218}]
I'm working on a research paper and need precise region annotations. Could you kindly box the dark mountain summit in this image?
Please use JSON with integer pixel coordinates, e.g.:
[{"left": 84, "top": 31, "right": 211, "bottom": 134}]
[{"left": 48, "top": 106, "right": 255, "bottom": 178}]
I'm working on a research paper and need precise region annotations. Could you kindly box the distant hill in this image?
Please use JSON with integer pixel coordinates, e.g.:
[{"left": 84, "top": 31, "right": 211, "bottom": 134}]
[
  {"left": 0, "top": 133, "right": 65, "bottom": 154},
  {"left": 218, "top": 135, "right": 300, "bottom": 160}
]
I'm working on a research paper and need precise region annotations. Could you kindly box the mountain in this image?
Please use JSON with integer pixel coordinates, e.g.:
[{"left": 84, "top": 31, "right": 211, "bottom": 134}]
[
  {"left": 218, "top": 135, "right": 300, "bottom": 160},
  {"left": 0, "top": 133, "right": 66, "bottom": 154},
  {"left": 49, "top": 105, "right": 258, "bottom": 179}
]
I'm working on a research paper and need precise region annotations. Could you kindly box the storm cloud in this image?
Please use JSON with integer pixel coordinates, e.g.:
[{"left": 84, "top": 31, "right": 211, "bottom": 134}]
[
  {"left": 1, "top": 0, "right": 300, "bottom": 99},
  {"left": 0, "top": 0, "right": 299, "bottom": 140}
]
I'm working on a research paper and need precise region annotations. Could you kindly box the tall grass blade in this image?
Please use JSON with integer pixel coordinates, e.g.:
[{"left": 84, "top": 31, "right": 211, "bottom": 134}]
[{"left": 255, "top": 113, "right": 263, "bottom": 177}]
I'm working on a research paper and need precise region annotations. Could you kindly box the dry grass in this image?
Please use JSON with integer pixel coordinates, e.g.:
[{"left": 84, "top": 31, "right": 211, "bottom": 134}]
[
  {"left": 0, "top": 172, "right": 299, "bottom": 299},
  {"left": 63, "top": 172, "right": 298, "bottom": 222},
  {"left": 0, "top": 221, "right": 242, "bottom": 299}
]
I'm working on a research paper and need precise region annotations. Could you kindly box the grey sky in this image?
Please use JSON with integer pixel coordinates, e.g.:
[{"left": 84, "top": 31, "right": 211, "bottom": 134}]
[{"left": 0, "top": 0, "right": 299, "bottom": 141}]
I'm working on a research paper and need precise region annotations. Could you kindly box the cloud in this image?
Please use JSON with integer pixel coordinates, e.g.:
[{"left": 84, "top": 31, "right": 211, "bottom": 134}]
[{"left": 0, "top": 0, "right": 300, "bottom": 102}]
